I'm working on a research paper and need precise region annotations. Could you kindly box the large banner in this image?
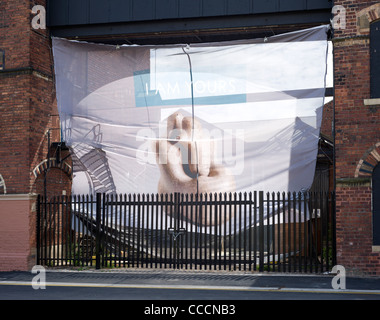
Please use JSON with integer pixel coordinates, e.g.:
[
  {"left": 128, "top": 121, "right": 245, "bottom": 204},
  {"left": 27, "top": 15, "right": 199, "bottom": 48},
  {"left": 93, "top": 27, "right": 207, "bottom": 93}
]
[{"left": 52, "top": 25, "right": 329, "bottom": 201}]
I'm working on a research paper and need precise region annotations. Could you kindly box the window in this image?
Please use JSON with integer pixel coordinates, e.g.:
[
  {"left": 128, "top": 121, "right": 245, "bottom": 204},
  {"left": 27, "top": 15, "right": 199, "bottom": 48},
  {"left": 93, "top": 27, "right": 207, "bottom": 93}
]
[
  {"left": 0, "top": 50, "right": 4, "bottom": 70},
  {"left": 370, "top": 20, "right": 380, "bottom": 98},
  {"left": 373, "top": 163, "right": 380, "bottom": 245}
]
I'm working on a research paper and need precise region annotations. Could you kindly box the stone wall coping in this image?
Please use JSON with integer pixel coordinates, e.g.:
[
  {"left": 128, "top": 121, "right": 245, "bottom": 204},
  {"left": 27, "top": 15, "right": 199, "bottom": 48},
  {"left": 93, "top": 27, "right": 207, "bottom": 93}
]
[{"left": 0, "top": 193, "right": 38, "bottom": 201}]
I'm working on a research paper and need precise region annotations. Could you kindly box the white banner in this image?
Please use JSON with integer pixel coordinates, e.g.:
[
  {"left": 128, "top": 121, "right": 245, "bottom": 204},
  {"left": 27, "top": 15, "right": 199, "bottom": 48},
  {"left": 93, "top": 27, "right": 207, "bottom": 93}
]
[{"left": 52, "top": 25, "right": 329, "bottom": 202}]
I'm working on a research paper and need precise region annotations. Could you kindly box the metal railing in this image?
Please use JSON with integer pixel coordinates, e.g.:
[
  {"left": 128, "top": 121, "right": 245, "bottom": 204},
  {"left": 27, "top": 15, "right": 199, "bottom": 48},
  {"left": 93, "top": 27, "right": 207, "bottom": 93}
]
[{"left": 36, "top": 191, "right": 336, "bottom": 273}]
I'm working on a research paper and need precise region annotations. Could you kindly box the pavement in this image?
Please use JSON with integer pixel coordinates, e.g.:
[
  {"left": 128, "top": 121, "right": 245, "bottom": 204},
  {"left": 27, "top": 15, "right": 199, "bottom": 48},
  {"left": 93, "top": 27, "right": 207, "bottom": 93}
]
[
  {"left": 2, "top": 269, "right": 379, "bottom": 317},
  {"left": 1, "top": 267, "right": 380, "bottom": 294}
]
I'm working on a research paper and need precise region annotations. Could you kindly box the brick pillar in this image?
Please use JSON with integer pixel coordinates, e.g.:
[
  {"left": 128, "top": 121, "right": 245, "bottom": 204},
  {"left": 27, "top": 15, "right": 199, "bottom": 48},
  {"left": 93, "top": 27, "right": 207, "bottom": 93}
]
[
  {"left": 0, "top": 0, "right": 71, "bottom": 271},
  {"left": 333, "top": 1, "right": 380, "bottom": 275},
  {"left": 0, "top": 194, "right": 37, "bottom": 271}
]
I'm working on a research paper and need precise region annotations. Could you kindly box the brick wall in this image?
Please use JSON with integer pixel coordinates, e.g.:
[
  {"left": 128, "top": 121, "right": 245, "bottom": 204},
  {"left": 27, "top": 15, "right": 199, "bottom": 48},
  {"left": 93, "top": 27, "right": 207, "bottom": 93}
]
[
  {"left": 333, "top": 1, "right": 380, "bottom": 275},
  {"left": 0, "top": 194, "right": 37, "bottom": 271},
  {"left": 321, "top": 100, "right": 333, "bottom": 138},
  {"left": 335, "top": 182, "right": 380, "bottom": 275},
  {"left": 0, "top": 0, "right": 60, "bottom": 194},
  {"left": 0, "top": 0, "right": 70, "bottom": 271},
  {"left": 0, "top": 74, "right": 31, "bottom": 194}
]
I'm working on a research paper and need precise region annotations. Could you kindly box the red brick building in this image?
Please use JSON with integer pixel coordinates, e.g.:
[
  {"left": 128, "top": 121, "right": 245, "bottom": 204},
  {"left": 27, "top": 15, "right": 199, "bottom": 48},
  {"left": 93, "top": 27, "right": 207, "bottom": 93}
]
[
  {"left": 333, "top": 0, "right": 380, "bottom": 276},
  {"left": 0, "top": 0, "right": 379, "bottom": 275}
]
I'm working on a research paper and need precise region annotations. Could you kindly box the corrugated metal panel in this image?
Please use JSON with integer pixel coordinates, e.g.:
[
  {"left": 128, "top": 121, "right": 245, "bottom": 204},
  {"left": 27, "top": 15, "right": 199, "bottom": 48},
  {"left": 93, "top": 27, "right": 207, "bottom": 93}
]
[
  {"left": 279, "top": 0, "right": 307, "bottom": 12},
  {"left": 47, "top": 0, "right": 332, "bottom": 26},
  {"left": 178, "top": 0, "right": 202, "bottom": 18},
  {"left": 202, "top": 0, "right": 226, "bottom": 16},
  {"left": 89, "top": 1, "right": 109, "bottom": 24},
  {"left": 132, "top": 0, "right": 156, "bottom": 21},
  {"left": 156, "top": 0, "right": 179, "bottom": 19},
  {"left": 253, "top": 0, "right": 278, "bottom": 14},
  {"left": 48, "top": 0, "right": 68, "bottom": 26},
  {"left": 68, "top": 0, "right": 89, "bottom": 25},
  {"left": 307, "top": 0, "right": 332, "bottom": 10},
  {"left": 109, "top": 0, "right": 131, "bottom": 22},
  {"left": 227, "top": 0, "right": 251, "bottom": 15}
]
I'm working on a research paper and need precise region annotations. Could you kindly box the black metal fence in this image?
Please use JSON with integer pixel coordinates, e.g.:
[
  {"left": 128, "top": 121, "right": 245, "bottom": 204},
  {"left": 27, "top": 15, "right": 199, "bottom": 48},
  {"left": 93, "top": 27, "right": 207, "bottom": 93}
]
[{"left": 36, "top": 191, "right": 336, "bottom": 273}]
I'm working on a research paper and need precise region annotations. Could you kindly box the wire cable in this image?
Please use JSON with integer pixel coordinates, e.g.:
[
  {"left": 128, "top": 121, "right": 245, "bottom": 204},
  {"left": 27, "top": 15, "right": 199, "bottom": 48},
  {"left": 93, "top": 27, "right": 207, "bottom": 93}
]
[{"left": 182, "top": 46, "right": 199, "bottom": 195}]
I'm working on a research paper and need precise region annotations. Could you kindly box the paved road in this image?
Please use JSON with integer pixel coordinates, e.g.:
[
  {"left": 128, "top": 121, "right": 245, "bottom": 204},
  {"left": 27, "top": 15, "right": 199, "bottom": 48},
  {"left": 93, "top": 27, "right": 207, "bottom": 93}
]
[{"left": 1, "top": 268, "right": 380, "bottom": 305}]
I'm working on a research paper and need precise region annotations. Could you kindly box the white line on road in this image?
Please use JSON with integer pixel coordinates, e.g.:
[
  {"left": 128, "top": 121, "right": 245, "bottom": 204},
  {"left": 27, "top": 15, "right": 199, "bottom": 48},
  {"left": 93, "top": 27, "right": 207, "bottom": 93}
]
[{"left": 1, "top": 281, "right": 380, "bottom": 295}]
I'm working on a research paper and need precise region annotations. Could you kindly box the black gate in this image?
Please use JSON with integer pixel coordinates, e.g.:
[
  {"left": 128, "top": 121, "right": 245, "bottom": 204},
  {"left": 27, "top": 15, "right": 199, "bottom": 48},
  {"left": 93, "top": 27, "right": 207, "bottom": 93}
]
[{"left": 36, "top": 191, "right": 336, "bottom": 273}]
